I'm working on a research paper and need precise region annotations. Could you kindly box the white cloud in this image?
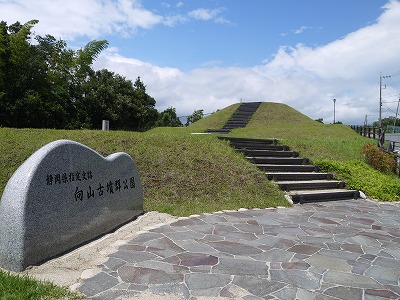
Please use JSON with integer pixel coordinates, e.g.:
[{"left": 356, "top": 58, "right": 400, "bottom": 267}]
[
  {"left": 2, "top": 0, "right": 399, "bottom": 124},
  {"left": 188, "top": 8, "right": 223, "bottom": 21},
  {"left": 0, "top": 0, "right": 231, "bottom": 38},
  {"left": 186, "top": 7, "right": 234, "bottom": 26},
  {"left": 0, "top": 0, "right": 163, "bottom": 39},
  {"left": 163, "top": 14, "right": 188, "bottom": 27},
  {"left": 293, "top": 26, "right": 311, "bottom": 34},
  {"left": 93, "top": 0, "right": 400, "bottom": 125}
]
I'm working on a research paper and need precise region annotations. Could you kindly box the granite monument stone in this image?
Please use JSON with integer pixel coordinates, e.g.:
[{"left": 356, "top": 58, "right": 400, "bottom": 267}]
[{"left": 0, "top": 140, "right": 143, "bottom": 271}]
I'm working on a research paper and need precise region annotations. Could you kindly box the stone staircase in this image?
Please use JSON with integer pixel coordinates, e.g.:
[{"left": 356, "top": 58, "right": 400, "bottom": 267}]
[
  {"left": 206, "top": 102, "right": 262, "bottom": 134},
  {"left": 220, "top": 136, "right": 360, "bottom": 204}
]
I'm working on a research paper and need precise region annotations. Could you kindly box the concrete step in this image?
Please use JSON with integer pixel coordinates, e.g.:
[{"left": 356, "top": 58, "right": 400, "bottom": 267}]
[
  {"left": 206, "top": 128, "right": 231, "bottom": 133},
  {"left": 222, "top": 125, "right": 246, "bottom": 130},
  {"left": 277, "top": 180, "right": 346, "bottom": 191},
  {"left": 239, "top": 102, "right": 262, "bottom": 107},
  {"left": 234, "top": 144, "right": 290, "bottom": 151},
  {"left": 220, "top": 137, "right": 278, "bottom": 144},
  {"left": 266, "top": 172, "right": 334, "bottom": 181},
  {"left": 226, "top": 119, "right": 251, "bottom": 123},
  {"left": 225, "top": 122, "right": 250, "bottom": 126},
  {"left": 237, "top": 149, "right": 299, "bottom": 157},
  {"left": 225, "top": 120, "right": 250, "bottom": 124},
  {"left": 205, "top": 102, "right": 261, "bottom": 133},
  {"left": 232, "top": 144, "right": 288, "bottom": 151},
  {"left": 258, "top": 164, "right": 319, "bottom": 172},
  {"left": 232, "top": 112, "right": 253, "bottom": 116},
  {"left": 224, "top": 122, "right": 249, "bottom": 127},
  {"left": 247, "top": 157, "right": 309, "bottom": 165},
  {"left": 236, "top": 106, "right": 261, "bottom": 112},
  {"left": 288, "top": 189, "right": 360, "bottom": 204},
  {"left": 218, "top": 131, "right": 359, "bottom": 205}
]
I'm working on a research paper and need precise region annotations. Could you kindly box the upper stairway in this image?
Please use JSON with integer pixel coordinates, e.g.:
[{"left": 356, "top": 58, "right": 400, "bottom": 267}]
[
  {"left": 219, "top": 137, "right": 360, "bottom": 204},
  {"left": 206, "top": 102, "right": 262, "bottom": 134}
]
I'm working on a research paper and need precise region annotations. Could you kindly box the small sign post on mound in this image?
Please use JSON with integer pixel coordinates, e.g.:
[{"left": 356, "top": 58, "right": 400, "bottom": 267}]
[{"left": 0, "top": 140, "right": 143, "bottom": 271}]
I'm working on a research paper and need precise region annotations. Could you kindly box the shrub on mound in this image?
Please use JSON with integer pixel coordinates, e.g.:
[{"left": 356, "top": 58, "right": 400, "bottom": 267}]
[{"left": 360, "top": 143, "right": 397, "bottom": 174}]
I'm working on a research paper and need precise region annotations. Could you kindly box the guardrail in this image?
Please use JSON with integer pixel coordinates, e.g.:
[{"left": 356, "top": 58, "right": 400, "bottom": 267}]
[
  {"left": 350, "top": 125, "right": 382, "bottom": 139},
  {"left": 351, "top": 126, "right": 400, "bottom": 175}
]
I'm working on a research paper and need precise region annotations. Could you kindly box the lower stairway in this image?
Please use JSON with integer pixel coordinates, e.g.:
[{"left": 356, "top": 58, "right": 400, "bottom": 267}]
[{"left": 220, "top": 136, "right": 360, "bottom": 204}]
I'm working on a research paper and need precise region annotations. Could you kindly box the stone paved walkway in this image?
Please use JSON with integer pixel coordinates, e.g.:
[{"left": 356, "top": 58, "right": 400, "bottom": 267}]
[{"left": 78, "top": 199, "right": 400, "bottom": 299}]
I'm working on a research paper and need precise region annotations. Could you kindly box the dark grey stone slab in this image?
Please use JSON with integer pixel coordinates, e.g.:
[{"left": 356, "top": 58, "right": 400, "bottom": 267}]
[
  {"left": 135, "top": 260, "right": 189, "bottom": 274},
  {"left": 233, "top": 223, "right": 264, "bottom": 234},
  {"left": 149, "top": 283, "right": 190, "bottom": 299},
  {"left": 143, "top": 237, "right": 185, "bottom": 257},
  {"left": 185, "top": 273, "right": 231, "bottom": 290},
  {"left": 251, "top": 248, "right": 295, "bottom": 262},
  {"left": 373, "top": 256, "right": 400, "bottom": 270},
  {"left": 78, "top": 271, "right": 119, "bottom": 297},
  {"left": 91, "top": 290, "right": 140, "bottom": 300},
  {"left": 109, "top": 250, "right": 158, "bottom": 264},
  {"left": 173, "top": 252, "right": 219, "bottom": 267},
  {"left": 163, "top": 230, "right": 205, "bottom": 241},
  {"left": 173, "top": 239, "right": 220, "bottom": 254},
  {"left": 270, "top": 269, "right": 321, "bottom": 290},
  {"left": 233, "top": 275, "right": 287, "bottom": 298},
  {"left": 206, "top": 240, "right": 263, "bottom": 255},
  {"left": 364, "top": 288, "right": 399, "bottom": 299},
  {"left": 306, "top": 254, "right": 352, "bottom": 272},
  {"left": 0, "top": 140, "right": 143, "bottom": 271},
  {"left": 364, "top": 265, "right": 400, "bottom": 285},
  {"left": 213, "top": 228, "right": 258, "bottom": 241},
  {"left": 212, "top": 257, "right": 268, "bottom": 275},
  {"left": 271, "top": 286, "right": 298, "bottom": 300},
  {"left": 128, "top": 232, "right": 164, "bottom": 243},
  {"left": 323, "top": 286, "right": 363, "bottom": 300},
  {"left": 323, "top": 270, "right": 385, "bottom": 289},
  {"left": 118, "top": 266, "right": 184, "bottom": 285},
  {"left": 103, "top": 257, "right": 126, "bottom": 271}
]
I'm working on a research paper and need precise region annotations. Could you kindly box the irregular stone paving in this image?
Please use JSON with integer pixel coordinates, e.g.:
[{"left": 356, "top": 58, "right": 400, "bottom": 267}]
[{"left": 78, "top": 199, "right": 400, "bottom": 299}]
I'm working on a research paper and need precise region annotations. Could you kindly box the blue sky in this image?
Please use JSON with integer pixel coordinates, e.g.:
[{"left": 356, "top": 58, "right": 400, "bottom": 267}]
[
  {"left": 111, "top": 0, "right": 385, "bottom": 71},
  {"left": 2, "top": 0, "right": 400, "bottom": 125}
]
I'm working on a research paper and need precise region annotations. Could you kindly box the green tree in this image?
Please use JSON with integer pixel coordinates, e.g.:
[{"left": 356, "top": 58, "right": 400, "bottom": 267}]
[
  {"left": 315, "top": 118, "right": 324, "bottom": 124},
  {"left": 186, "top": 109, "right": 204, "bottom": 126},
  {"left": 132, "top": 77, "right": 158, "bottom": 130},
  {"left": 156, "top": 107, "right": 182, "bottom": 127},
  {"left": 0, "top": 19, "right": 160, "bottom": 131},
  {"left": 373, "top": 116, "right": 398, "bottom": 129},
  {"left": 0, "top": 20, "right": 109, "bottom": 128},
  {"left": 0, "top": 20, "right": 53, "bottom": 128},
  {"left": 82, "top": 71, "right": 158, "bottom": 130}
]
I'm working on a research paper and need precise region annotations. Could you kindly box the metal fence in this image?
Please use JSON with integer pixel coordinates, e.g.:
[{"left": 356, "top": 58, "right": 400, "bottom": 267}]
[{"left": 350, "top": 125, "right": 382, "bottom": 140}]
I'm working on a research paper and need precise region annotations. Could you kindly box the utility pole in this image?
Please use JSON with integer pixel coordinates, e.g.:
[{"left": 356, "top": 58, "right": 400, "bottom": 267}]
[
  {"left": 394, "top": 98, "right": 400, "bottom": 132},
  {"left": 379, "top": 73, "right": 383, "bottom": 128},
  {"left": 379, "top": 73, "right": 388, "bottom": 129},
  {"left": 333, "top": 98, "right": 336, "bottom": 124}
]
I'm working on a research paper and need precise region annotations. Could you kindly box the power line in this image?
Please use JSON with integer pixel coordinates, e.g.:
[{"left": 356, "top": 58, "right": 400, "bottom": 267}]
[
  {"left": 380, "top": 73, "right": 400, "bottom": 125},
  {"left": 390, "top": 70, "right": 400, "bottom": 77},
  {"left": 385, "top": 76, "right": 400, "bottom": 96}
]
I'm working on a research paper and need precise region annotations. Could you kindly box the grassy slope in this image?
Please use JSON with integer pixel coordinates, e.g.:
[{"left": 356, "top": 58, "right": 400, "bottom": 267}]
[
  {"left": 227, "top": 102, "right": 400, "bottom": 201},
  {"left": 234, "top": 102, "right": 367, "bottom": 161},
  {"left": 0, "top": 124, "right": 288, "bottom": 217}
]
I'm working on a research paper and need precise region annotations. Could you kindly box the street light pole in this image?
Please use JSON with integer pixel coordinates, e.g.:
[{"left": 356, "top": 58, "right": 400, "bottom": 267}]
[{"left": 333, "top": 98, "right": 336, "bottom": 124}]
